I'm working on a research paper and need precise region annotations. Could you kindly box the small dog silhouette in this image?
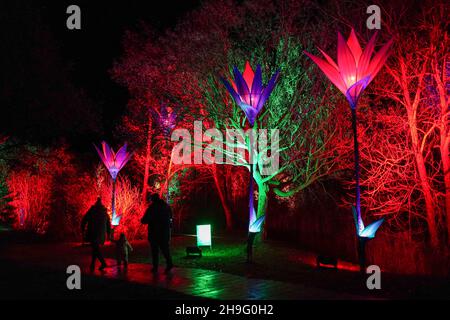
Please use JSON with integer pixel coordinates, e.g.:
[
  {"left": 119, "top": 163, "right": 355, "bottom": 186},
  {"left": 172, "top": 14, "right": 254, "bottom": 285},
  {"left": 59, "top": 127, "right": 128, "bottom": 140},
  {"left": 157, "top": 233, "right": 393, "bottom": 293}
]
[{"left": 316, "top": 255, "right": 338, "bottom": 269}]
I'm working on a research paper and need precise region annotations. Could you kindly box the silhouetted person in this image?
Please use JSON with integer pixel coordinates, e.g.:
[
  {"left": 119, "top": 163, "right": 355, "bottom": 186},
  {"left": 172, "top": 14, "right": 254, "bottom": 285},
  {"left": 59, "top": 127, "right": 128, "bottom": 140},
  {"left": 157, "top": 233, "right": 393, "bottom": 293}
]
[
  {"left": 113, "top": 232, "right": 133, "bottom": 268},
  {"left": 141, "top": 193, "right": 173, "bottom": 274},
  {"left": 81, "top": 197, "right": 111, "bottom": 271}
]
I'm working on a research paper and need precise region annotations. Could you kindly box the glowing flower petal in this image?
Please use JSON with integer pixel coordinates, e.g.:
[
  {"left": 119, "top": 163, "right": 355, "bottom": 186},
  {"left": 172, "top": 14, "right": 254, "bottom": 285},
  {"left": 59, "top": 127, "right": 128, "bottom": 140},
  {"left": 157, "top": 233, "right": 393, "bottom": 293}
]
[
  {"left": 347, "top": 29, "right": 362, "bottom": 64},
  {"left": 353, "top": 206, "right": 384, "bottom": 239},
  {"left": 242, "top": 61, "right": 255, "bottom": 90},
  {"left": 111, "top": 214, "right": 121, "bottom": 226},
  {"left": 221, "top": 78, "right": 242, "bottom": 104},
  {"left": 356, "top": 32, "right": 377, "bottom": 81},
  {"left": 305, "top": 28, "right": 392, "bottom": 109},
  {"left": 345, "top": 76, "right": 371, "bottom": 109},
  {"left": 221, "top": 61, "right": 280, "bottom": 127},
  {"left": 304, "top": 51, "right": 347, "bottom": 94},
  {"left": 360, "top": 218, "right": 384, "bottom": 238},
  {"left": 239, "top": 102, "right": 260, "bottom": 126},
  {"left": 233, "top": 66, "right": 252, "bottom": 105},
  {"left": 255, "top": 70, "right": 280, "bottom": 113},
  {"left": 249, "top": 213, "right": 265, "bottom": 233},
  {"left": 251, "top": 65, "right": 263, "bottom": 103},
  {"left": 318, "top": 48, "right": 339, "bottom": 70},
  {"left": 337, "top": 32, "right": 357, "bottom": 89},
  {"left": 352, "top": 205, "right": 365, "bottom": 235},
  {"left": 367, "top": 38, "right": 394, "bottom": 83},
  {"left": 95, "top": 142, "right": 132, "bottom": 180}
]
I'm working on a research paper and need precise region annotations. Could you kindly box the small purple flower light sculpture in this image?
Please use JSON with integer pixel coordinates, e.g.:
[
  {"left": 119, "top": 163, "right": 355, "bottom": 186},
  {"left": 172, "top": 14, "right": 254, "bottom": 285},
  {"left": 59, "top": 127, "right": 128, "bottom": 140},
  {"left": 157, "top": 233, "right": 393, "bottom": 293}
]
[
  {"left": 95, "top": 141, "right": 132, "bottom": 226},
  {"left": 221, "top": 61, "right": 280, "bottom": 127},
  {"left": 159, "top": 104, "right": 177, "bottom": 138}
]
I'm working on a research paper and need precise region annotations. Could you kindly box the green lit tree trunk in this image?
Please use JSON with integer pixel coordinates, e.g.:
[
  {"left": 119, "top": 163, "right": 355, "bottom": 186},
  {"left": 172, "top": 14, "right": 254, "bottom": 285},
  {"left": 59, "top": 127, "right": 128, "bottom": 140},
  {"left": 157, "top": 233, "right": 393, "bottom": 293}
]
[
  {"left": 256, "top": 178, "right": 269, "bottom": 218},
  {"left": 256, "top": 173, "right": 269, "bottom": 240},
  {"left": 246, "top": 175, "right": 269, "bottom": 262},
  {"left": 246, "top": 127, "right": 256, "bottom": 262},
  {"left": 246, "top": 126, "right": 270, "bottom": 261}
]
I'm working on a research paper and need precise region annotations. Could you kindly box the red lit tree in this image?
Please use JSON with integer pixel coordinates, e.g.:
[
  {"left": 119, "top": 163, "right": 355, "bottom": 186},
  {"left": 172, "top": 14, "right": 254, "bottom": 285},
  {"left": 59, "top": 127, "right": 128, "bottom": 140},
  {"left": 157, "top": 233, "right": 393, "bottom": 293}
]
[{"left": 356, "top": 4, "right": 449, "bottom": 247}]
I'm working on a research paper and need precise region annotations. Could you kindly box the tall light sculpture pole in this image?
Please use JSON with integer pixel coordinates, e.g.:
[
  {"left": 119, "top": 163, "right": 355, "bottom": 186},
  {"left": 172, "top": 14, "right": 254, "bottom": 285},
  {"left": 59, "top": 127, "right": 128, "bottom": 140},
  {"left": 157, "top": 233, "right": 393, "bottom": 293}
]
[
  {"left": 221, "top": 61, "right": 279, "bottom": 262},
  {"left": 95, "top": 141, "right": 132, "bottom": 227},
  {"left": 305, "top": 29, "right": 392, "bottom": 271}
]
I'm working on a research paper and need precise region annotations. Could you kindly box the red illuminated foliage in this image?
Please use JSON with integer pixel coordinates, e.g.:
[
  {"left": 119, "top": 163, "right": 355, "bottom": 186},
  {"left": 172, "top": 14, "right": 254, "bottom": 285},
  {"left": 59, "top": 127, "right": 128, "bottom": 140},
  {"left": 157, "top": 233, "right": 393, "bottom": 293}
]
[
  {"left": 99, "top": 173, "right": 144, "bottom": 240},
  {"left": 0, "top": 0, "right": 449, "bottom": 275},
  {"left": 6, "top": 145, "right": 76, "bottom": 236},
  {"left": 8, "top": 170, "right": 51, "bottom": 233},
  {"left": 70, "top": 164, "right": 146, "bottom": 240}
]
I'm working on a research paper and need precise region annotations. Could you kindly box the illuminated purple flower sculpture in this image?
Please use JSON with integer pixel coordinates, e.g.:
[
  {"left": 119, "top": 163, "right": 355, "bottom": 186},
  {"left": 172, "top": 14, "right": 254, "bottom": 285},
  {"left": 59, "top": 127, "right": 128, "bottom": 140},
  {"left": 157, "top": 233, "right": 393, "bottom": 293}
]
[
  {"left": 221, "top": 61, "right": 279, "bottom": 127},
  {"left": 159, "top": 104, "right": 177, "bottom": 138},
  {"left": 221, "top": 61, "right": 280, "bottom": 262},
  {"left": 305, "top": 29, "right": 392, "bottom": 271},
  {"left": 95, "top": 141, "right": 132, "bottom": 226}
]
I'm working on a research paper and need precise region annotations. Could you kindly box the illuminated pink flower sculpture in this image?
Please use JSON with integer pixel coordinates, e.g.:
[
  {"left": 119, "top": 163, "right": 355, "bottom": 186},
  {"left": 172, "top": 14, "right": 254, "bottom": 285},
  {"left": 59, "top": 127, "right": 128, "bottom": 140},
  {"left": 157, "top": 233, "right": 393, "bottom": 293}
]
[
  {"left": 95, "top": 142, "right": 132, "bottom": 226},
  {"left": 95, "top": 142, "right": 132, "bottom": 180},
  {"left": 305, "top": 29, "right": 392, "bottom": 271},
  {"left": 304, "top": 30, "right": 393, "bottom": 109},
  {"left": 221, "top": 61, "right": 280, "bottom": 127}
]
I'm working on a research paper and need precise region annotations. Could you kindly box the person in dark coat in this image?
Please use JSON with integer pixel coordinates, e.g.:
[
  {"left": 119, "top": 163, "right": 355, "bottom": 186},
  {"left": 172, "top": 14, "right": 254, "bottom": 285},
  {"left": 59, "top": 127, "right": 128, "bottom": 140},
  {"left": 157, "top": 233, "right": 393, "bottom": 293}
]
[
  {"left": 141, "top": 193, "right": 173, "bottom": 273},
  {"left": 81, "top": 197, "right": 111, "bottom": 271}
]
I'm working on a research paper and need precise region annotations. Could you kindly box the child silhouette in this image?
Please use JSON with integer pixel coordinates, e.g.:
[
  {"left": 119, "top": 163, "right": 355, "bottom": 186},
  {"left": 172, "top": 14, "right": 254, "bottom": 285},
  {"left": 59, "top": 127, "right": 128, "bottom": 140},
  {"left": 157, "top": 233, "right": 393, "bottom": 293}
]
[{"left": 113, "top": 233, "right": 133, "bottom": 268}]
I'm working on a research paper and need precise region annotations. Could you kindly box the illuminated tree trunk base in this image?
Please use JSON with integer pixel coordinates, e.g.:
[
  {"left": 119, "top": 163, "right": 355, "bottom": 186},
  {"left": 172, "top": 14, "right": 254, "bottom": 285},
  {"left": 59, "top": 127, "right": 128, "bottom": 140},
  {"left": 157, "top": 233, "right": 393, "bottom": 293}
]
[{"left": 246, "top": 175, "right": 269, "bottom": 263}]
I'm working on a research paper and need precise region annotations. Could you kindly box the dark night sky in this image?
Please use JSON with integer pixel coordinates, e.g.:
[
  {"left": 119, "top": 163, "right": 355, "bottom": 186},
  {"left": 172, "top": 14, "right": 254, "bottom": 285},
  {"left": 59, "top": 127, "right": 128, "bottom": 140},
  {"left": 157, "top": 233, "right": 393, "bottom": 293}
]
[
  {"left": 41, "top": 0, "right": 201, "bottom": 134},
  {"left": 0, "top": 0, "right": 200, "bottom": 148}
]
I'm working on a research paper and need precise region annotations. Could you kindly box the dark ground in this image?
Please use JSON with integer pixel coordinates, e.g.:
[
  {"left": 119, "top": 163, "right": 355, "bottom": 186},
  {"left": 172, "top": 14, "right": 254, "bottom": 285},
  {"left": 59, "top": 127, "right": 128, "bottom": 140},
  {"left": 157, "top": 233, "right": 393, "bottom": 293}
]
[{"left": 0, "top": 229, "right": 449, "bottom": 300}]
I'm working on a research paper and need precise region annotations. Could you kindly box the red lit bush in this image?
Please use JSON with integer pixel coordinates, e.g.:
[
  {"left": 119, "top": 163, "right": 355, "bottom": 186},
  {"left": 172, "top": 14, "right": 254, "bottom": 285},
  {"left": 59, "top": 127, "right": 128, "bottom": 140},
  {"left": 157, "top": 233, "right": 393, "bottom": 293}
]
[{"left": 8, "top": 170, "right": 51, "bottom": 233}]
